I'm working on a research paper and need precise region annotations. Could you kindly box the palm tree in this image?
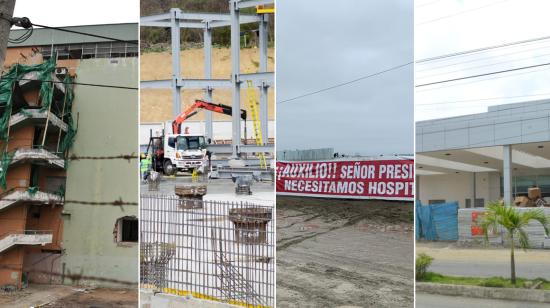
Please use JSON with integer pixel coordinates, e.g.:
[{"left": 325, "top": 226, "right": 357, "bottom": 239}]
[{"left": 481, "top": 201, "right": 549, "bottom": 285}]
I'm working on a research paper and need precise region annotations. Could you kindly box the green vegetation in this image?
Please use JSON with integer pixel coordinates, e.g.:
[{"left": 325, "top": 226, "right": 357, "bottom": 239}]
[
  {"left": 419, "top": 272, "right": 550, "bottom": 290},
  {"left": 415, "top": 253, "right": 434, "bottom": 281},
  {"left": 481, "top": 202, "right": 550, "bottom": 284}
]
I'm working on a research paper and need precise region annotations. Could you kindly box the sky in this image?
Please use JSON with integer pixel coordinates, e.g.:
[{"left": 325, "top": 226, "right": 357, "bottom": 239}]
[
  {"left": 12, "top": 0, "right": 139, "bottom": 28},
  {"left": 416, "top": 0, "right": 550, "bottom": 121},
  {"left": 276, "top": 0, "right": 414, "bottom": 156}
]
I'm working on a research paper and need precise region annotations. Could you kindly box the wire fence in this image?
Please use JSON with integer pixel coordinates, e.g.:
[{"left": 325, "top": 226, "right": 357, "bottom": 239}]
[{"left": 140, "top": 195, "right": 275, "bottom": 308}]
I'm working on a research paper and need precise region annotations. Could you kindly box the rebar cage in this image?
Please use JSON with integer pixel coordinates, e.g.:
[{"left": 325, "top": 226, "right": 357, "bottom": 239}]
[{"left": 140, "top": 195, "right": 275, "bottom": 307}]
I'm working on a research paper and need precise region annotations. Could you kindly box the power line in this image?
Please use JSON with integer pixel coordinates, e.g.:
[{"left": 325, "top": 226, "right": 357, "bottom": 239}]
[
  {"left": 31, "top": 23, "right": 138, "bottom": 45},
  {"left": 416, "top": 41, "right": 550, "bottom": 73},
  {"left": 416, "top": 66, "right": 550, "bottom": 92},
  {"left": 418, "top": 51, "right": 550, "bottom": 80},
  {"left": 277, "top": 62, "right": 412, "bottom": 105},
  {"left": 416, "top": 62, "right": 550, "bottom": 87},
  {"left": 0, "top": 76, "right": 138, "bottom": 90},
  {"left": 417, "top": 35, "right": 550, "bottom": 64},
  {"left": 416, "top": 0, "right": 510, "bottom": 26},
  {"left": 0, "top": 14, "right": 138, "bottom": 45}
]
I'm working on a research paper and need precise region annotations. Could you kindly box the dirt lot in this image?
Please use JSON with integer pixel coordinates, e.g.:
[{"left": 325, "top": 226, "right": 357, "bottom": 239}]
[
  {"left": 0, "top": 285, "right": 137, "bottom": 308},
  {"left": 277, "top": 196, "right": 414, "bottom": 308}
]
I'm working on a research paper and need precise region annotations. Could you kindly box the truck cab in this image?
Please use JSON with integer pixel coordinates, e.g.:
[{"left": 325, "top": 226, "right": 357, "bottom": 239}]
[{"left": 163, "top": 133, "right": 207, "bottom": 175}]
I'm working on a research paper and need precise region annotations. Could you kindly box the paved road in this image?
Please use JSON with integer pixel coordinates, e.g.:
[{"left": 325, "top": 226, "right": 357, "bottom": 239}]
[
  {"left": 429, "top": 260, "right": 550, "bottom": 279},
  {"left": 417, "top": 242, "right": 550, "bottom": 279},
  {"left": 416, "top": 293, "right": 549, "bottom": 308}
]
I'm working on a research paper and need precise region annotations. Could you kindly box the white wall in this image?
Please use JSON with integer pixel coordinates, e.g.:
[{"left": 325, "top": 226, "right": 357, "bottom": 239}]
[{"left": 419, "top": 172, "right": 502, "bottom": 208}]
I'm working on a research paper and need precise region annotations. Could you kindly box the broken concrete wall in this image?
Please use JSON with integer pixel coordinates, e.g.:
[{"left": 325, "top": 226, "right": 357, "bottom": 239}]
[{"left": 61, "top": 58, "right": 138, "bottom": 288}]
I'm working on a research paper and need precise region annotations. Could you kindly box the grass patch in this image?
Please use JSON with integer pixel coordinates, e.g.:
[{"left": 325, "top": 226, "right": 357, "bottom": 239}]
[{"left": 420, "top": 272, "right": 550, "bottom": 290}]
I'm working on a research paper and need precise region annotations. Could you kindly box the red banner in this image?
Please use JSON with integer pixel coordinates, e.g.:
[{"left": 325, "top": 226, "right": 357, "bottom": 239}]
[{"left": 276, "top": 159, "right": 414, "bottom": 201}]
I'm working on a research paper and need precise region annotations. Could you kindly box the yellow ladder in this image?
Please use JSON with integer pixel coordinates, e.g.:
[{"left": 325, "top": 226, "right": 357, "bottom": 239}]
[{"left": 246, "top": 80, "right": 267, "bottom": 169}]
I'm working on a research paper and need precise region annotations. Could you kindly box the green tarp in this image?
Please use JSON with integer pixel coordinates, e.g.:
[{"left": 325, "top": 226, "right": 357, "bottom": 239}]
[{"left": 0, "top": 57, "right": 77, "bottom": 189}]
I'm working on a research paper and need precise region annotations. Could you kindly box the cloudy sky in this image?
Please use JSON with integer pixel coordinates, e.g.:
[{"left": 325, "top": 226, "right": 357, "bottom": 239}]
[
  {"left": 12, "top": 0, "right": 138, "bottom": 28},
  {"left": 416, "top": 0, "right": 550, "bottom": 121},
  {"left": 276, "top": 0, "right": 414, "bottom": 156}
]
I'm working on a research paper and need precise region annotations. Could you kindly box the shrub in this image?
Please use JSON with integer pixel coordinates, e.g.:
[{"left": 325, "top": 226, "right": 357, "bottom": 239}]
[
  {"left": 480, "top": 277, "right": 505, "bottom": 288},
  {"left": 416, "top": 253, "right": 434, "bottom": 281}
]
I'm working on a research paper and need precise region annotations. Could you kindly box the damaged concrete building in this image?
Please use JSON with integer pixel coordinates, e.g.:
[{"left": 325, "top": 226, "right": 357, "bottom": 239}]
[{"left": 0, "top": 23, "right": 138, "bottom": 290}]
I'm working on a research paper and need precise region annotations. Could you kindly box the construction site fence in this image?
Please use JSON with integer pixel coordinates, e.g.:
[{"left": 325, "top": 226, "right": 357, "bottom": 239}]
[
  {"left": 416, "top": 201, "right": 459, "bottom": 241},
  {"left": 140, "top": 195, "right": 275, "bottom": 308}
]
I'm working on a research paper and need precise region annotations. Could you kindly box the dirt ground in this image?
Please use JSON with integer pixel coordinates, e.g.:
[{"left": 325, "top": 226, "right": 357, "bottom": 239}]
[
  {"left": 140, "top": 48, "right": 275, "bottom": 123},
  {"left": 0, "top": 285, "right": 137, "bottom": 308},
  {"left": 277, "top": 196, "right": 414, "bottom": 308}
]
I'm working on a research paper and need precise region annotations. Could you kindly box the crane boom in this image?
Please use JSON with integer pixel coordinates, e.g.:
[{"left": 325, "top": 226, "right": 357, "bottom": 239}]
[{"left": 172, "top": 99, "right": 247, "bottom": 134}]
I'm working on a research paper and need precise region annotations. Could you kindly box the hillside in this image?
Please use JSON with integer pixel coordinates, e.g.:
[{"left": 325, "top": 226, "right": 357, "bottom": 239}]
[{"left": 140, "top": 47, "right": 275, "bottom": 123}]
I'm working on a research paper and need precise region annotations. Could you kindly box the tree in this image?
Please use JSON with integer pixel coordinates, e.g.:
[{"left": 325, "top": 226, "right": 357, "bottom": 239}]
[{"left": 481, "top": 202, "right": 549, "bottom": 284}]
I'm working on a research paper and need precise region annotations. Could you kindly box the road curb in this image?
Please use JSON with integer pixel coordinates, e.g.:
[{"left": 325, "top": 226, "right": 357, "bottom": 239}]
[{"left": 416, "top": 282, "right": 550, "bottom": 303}]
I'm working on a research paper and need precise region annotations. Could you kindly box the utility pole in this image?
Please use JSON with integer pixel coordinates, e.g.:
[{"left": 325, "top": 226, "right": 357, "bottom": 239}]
[{"left": 0, "top": 0, "right": 16, "bottom": 70}]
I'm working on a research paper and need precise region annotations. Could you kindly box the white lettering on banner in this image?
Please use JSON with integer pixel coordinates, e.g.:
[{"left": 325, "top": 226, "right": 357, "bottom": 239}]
[{"left": 278, "top": 160, "right": 414, "bottom": 200}]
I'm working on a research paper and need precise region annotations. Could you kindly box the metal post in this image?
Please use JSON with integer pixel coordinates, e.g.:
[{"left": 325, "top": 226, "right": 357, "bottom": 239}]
[
  {"left": 503, "top": 145, "right": 513, "bottom": 206},
  {"left": 0, "top": 0, "right": 16, "bottom": 70},
  {"left": 204, "top": 22, "right": 213, "bottom": 140},
  {"left": 170, "top": 8, "right": 182, "bottom": 119},
  {"left": 259, "top": 14, "right": 269, "bottom": 145},
  {"left": 230, "top": 0, "right": 241, "bottom": 157}
]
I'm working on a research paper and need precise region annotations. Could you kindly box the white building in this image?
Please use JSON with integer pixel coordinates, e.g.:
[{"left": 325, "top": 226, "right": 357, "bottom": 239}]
[{"left": 416, "top": 100, "right": 550, "bottom": 208}]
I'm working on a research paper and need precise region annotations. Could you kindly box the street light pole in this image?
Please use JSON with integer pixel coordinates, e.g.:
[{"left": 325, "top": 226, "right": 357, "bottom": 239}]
[{"left": 0, "top": 0, "right": 16, "bottom": 70}]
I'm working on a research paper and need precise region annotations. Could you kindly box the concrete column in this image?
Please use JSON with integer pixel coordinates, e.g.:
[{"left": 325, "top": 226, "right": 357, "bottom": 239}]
[
  {"left": 472, "top": 172, "right": 476, "bottom": 207},
  {"left": 259, "top": 14, "right": 269, "bottom": 145},
  {"left": 0, "top": 0, "right": 16, "bottom": 70},
  {"left": 230, "top": 0, "right": 241, "bottom": 157},
  {"left": 203, "top": 23, "right": 213, "bottom": 140},
  {"left": 170, "top": 8, "right": 182, "bottom": 119},
  {"left": 503, "top": 145, "right": 513, "bottom": 206}
]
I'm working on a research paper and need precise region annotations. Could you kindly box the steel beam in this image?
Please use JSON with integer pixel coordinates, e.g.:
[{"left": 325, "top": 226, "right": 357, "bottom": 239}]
[
  {"left": 141, "top": 21, "right": 204, "bottom": 28},
  {"left": 177, "top": 79, "right": 232, "bottom": 88},
  {"left": 238, "top": 72, "right": 274, "bottom": 86},
  {"left": 140, "top": 13, "right": 171, "bottom": 23},
  {"left": 141, "top": 13, "right": 260, "bottom": 28},
  {"left": 237, "top": 0, "right": 274, "bottom": 9},
  {"left": 259, "top": 14, "right": 269, "bottom": 144},
  {"left": 230, "top": 0, "right": 241, "bottom": 157},
  {"left": 141, "top": 79, "right": 230, "bottom": 89},
  {"left": 170, "top": 8, "right": 182, "bottom": 117},
  {"left": 207, "top": 144, "right": 274, "bottom": 154},
  {"left": 204, "top": 23, "right": 213, "bottom": 141}
]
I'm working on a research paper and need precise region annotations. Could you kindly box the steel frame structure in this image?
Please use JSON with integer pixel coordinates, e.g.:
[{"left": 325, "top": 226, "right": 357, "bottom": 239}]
[{"left": 140, "top": 0, "right": 274, "bottom": 157}]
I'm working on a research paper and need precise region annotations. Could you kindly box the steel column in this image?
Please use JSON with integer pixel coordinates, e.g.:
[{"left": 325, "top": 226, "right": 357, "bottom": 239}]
[
  {"left": 230, "top": 0, "right": 241, "bottom": 157},
  {"left": 259, "top": 14, "right": 269, "bottom": 145},
  {"left": 503, "top": 145, "right": 513, "bottom": 206},
  {"left": 204, "top": 22, "right": 213, "bottom": 140},
  {"left": 170, "top": 8, "right": 182, "bottom": 118}
]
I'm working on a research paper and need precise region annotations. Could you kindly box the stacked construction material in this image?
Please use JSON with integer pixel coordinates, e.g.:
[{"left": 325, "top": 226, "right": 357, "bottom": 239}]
[
  {"left": 514, "top": 187, "right": 548, "bottom": 207},
  {"left": 458, "top": 208, "right": 550, "bottom": 248}
]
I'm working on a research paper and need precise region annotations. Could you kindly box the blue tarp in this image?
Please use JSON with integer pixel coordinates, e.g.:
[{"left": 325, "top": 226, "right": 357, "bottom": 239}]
[{"left": 416, "top": 201, "right": 458, "bottom": 241}]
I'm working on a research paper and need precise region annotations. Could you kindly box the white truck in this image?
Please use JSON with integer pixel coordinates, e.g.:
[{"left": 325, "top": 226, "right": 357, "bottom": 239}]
[{"left": 146, "top": 130, "right": 208, "bottom": 176}]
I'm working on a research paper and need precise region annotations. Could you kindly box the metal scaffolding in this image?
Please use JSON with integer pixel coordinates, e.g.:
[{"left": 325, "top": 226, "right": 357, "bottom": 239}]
[{"left": 140, "top": 0, "right": 274, "bottom": 157}]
